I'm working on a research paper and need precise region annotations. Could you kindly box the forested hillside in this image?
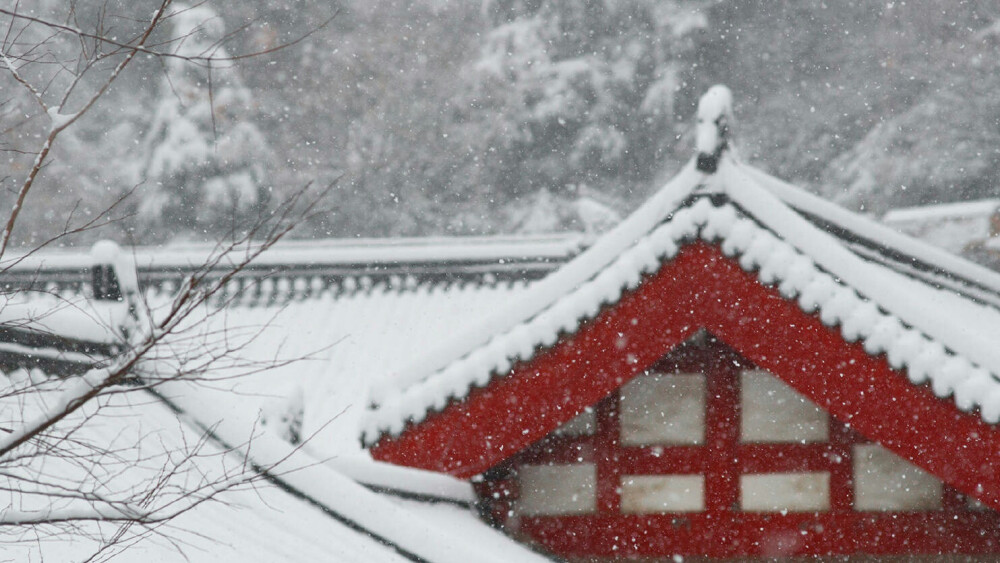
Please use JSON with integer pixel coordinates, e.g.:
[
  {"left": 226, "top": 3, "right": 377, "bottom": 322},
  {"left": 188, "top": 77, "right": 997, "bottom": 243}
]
[{"left": 3, "top": 0, "right": 999, "bottom": 245}]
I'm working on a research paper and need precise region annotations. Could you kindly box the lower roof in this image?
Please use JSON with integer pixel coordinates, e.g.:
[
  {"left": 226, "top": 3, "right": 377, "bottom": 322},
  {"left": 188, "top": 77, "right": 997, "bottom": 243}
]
[
  {"left": 1, "top": 233, "right": 585, "bottom": 299},
  {"left": 1, "top": 363, "right": 553, "bottom": 562}
]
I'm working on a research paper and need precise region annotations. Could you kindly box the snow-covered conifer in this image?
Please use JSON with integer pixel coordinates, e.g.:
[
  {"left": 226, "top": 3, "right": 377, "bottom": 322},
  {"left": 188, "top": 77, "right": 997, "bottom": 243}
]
[
  {"left": 460, "top": 1, "right": 712, "bottom": 215},
  {"left": 138, "top": 4, "right": 270, "bottom": 242}
]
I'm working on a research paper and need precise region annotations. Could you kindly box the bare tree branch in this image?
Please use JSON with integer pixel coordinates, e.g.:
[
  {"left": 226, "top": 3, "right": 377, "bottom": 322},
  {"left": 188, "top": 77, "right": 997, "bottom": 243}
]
[
  {"left": 0, "top": 0, "right": 173, "bottom": 261},
  {"left": 0, "top": 2, "right": 338, "bottom": 557},
  {"left": 0, "top": 6, "right": 339, "bottom": 66}
]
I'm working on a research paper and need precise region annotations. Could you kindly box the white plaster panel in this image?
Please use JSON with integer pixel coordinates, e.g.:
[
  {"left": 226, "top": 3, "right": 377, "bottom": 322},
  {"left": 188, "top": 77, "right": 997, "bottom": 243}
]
[
  {"left": 740, "top": 369, "right": 829, "bottom": 443},
  {"left": 740, "top": 472, "right": 831, "bottom": 512},
  {"left": 516, "top": 464, "right": 596, "bottom": 516},
  {"left": 620, "top": 372, "right": 705, "bottom": 446},
  {"left": 853, "top": 443, "right": 942, "bottom": 511},
  {"left": 620, "top": 474, "right": 705, "bottom": 513}
]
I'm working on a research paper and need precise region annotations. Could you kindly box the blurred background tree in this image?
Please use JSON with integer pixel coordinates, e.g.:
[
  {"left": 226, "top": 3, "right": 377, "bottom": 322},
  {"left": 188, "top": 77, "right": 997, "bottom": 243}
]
[
  {"left": 135, "top": 4, "right": 271, "bottom": 243},
  {"left": 5, "top": 0, "right": 1000, "bottom": 244}
]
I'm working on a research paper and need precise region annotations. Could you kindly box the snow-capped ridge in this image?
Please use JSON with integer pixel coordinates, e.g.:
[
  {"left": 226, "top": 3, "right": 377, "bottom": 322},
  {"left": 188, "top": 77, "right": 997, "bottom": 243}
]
[
  {"left": 695, "top": 84, "right": 733, "bottom": 155},
  {"left": 364, "top": 155, "right": 1000, "bottom": 445}
]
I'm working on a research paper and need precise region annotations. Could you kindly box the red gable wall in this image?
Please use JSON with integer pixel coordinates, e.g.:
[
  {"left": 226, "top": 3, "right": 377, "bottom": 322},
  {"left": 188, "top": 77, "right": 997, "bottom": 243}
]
[{"left": 371, "top": 242, "right": 1000, "bottom": 511}]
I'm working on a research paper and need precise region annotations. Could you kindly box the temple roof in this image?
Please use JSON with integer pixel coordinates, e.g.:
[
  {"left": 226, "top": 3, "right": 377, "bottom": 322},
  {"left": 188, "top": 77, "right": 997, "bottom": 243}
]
[{"left": 362, "top": 154, "right": 1000, "bottom": 445}]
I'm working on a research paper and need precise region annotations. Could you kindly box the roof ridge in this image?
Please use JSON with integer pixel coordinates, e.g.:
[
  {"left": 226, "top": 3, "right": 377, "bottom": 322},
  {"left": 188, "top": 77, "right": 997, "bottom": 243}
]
[{"left": 363, "top": 182, "right": 1000, "bottom": 445}]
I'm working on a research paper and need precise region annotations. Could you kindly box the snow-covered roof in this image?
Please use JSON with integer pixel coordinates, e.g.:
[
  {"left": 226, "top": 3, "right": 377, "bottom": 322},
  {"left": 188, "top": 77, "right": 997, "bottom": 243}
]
[
  {"left": 155, "top": 388, "right": 554, "bottom": 563},
  {"left": 135, "top": 265, "right": 540, "bottom": 461},
  {"left": 2, "top": 233, "right": 585, "bottom": 297},
  {"left": 2, "top": 235, "right": 572, "bottom": 561},
  {"left": 2, "top": 382, "right": 410, "bottom": 563},
  {"left": 745, "top": 167, "right": 1000, "bottom": 306},
  {"left": 881, "top": 198, "right": 999, "bottom": 255},
  {"left": 362, "top": 155, "right": 1000, "bottom": 444},
  {"left": 0, "top": 234, "right": 575, "bottom": 435},
  {"left": 0, "top": 292, "right": 126, "bottom": 345},
  {"left": 0, "top": 242, "right": 135, "bottom": 374},
  {"left": 15, "top": 89, "right": 1000, "bottom": 558},
  {"left": 2, "top": 362, "right": 554, "bottom": 563},
  {"left": 884, "top": 199, "right": 1000, "bottom": 223}
]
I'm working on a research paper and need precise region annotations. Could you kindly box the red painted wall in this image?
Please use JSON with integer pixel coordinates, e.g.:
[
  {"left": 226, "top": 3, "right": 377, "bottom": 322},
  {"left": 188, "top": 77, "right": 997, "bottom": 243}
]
[
  {"left": 476, "top": 337, "right": 1000, "bottom": 558},
  {"left": 372, "top": 242, "right": 1000, "bottom": 512}
]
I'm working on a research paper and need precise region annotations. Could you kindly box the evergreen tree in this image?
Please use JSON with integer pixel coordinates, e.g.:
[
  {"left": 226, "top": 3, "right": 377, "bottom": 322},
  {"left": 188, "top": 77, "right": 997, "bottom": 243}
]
[
  {"left": 460, "top": 1, "right": 712, "bottom": 204},
  {"left": 137, "top": 4, "right": 270, "bottom": 243}
]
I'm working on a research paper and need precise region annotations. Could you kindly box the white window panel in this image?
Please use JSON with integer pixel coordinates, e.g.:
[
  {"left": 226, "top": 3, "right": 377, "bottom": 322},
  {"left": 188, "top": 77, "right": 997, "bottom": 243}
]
[
  {"left": 740, "top": 472, "right": 831, "bottom": 512},
  {"left": 740, "top": 369, "right": 828, "bottom": 443},
  {"left": 620, "top": 475, "right": 705, "bottom": 513},
  {"left": 620, "top": 372, "right": 705, "bottom": 446},
  {"left": 516, "top": 464, "right": 596, "bottom": 516},
  {"left": 554, "top": 408, "right": 596, "bottom": 436},
  {"left": 853, "top": 443, "right": 942, "bottom": 511}
]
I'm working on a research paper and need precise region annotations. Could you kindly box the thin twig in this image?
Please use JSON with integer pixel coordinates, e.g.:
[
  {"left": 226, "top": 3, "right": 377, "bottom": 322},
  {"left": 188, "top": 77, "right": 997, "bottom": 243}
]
[
  {"left": 0, "top": 0, "right": 172, "bottom": 261},
  {"left": 0, "top": 7, "right": 339, "bottom": 66}
]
